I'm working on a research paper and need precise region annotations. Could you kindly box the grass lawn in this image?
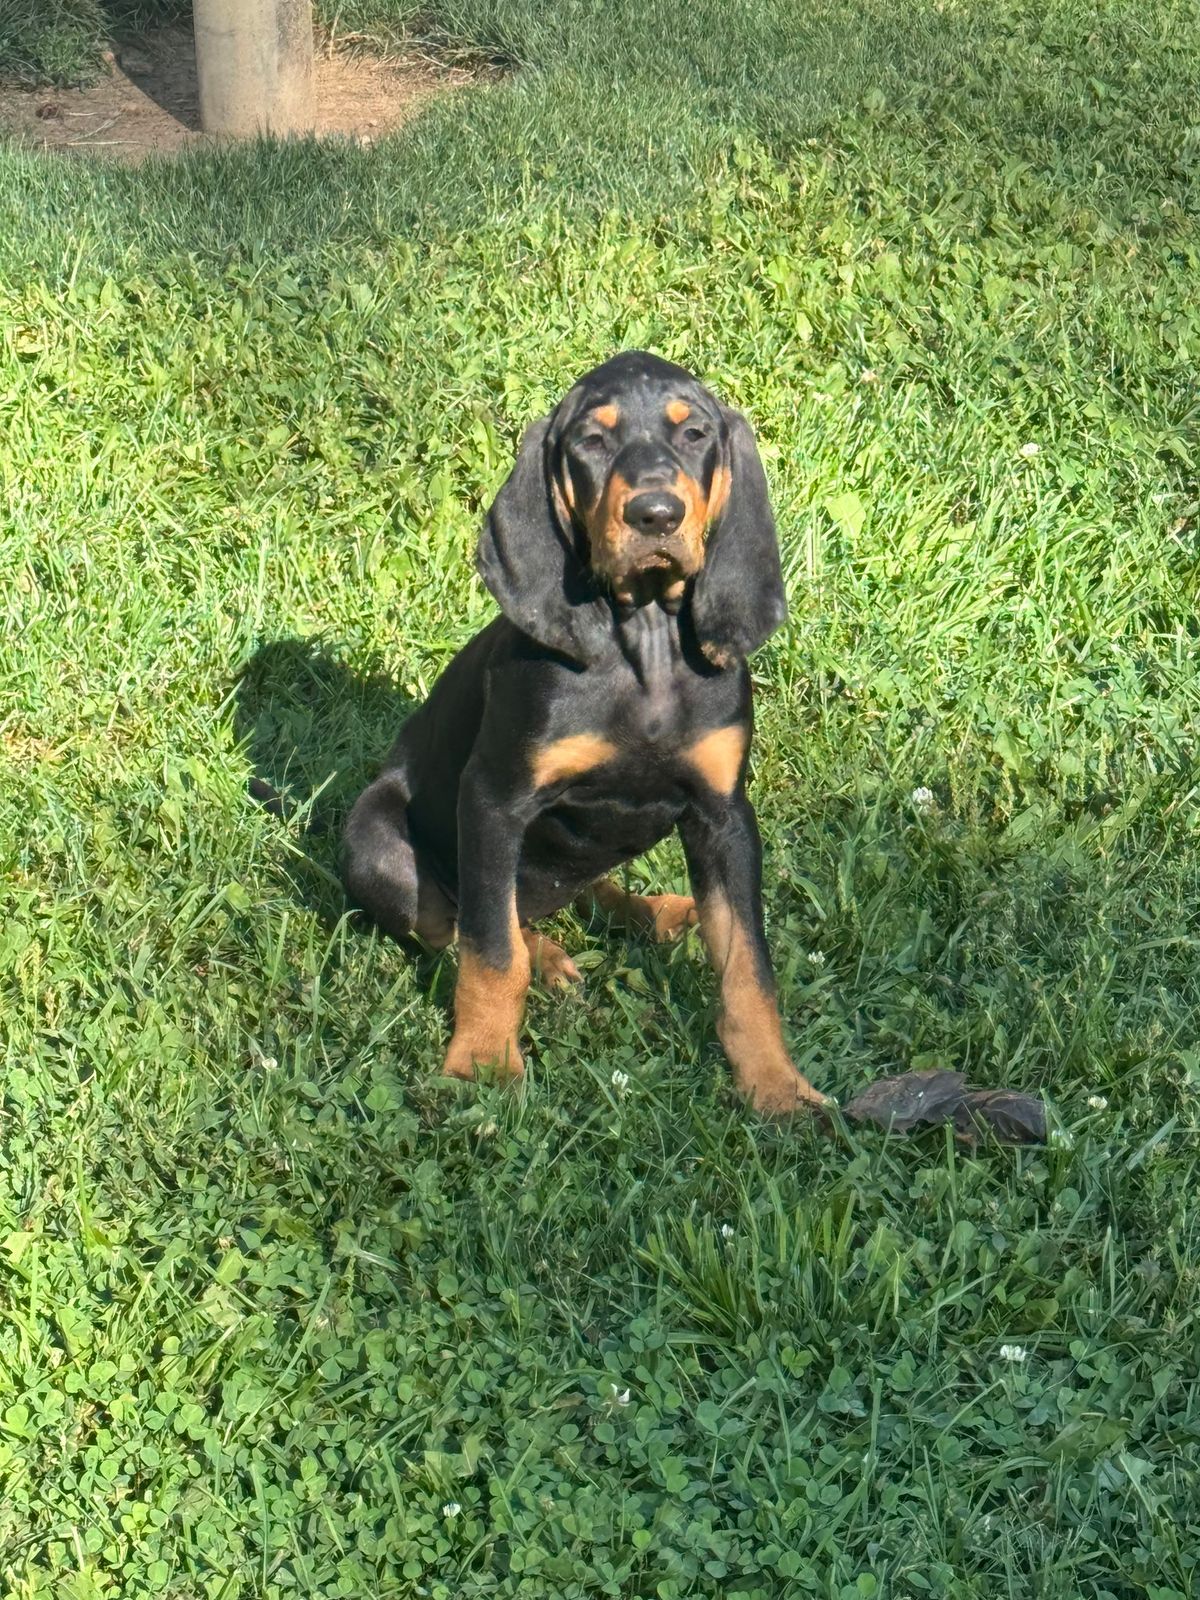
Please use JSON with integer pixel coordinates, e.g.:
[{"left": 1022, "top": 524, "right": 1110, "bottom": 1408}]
[{"left": 3, "top": 1, "right": 1200, "bottom": 1595}]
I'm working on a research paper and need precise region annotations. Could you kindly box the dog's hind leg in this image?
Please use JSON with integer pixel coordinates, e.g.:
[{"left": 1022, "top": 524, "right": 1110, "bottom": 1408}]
[
  {"left": 342, "top": 770, "right": 456, "bottom": 948},
  {"left": 577, "top": 877, "right": 698, "bottom": 943},
  {"left": 521, "top": 928, "right": 581, "bottom": 987}
]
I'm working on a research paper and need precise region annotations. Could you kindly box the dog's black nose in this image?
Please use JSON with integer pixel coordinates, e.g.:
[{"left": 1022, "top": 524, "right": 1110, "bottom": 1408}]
[{"left": 623, "top": 491, "right": 685, "bottom": 536}]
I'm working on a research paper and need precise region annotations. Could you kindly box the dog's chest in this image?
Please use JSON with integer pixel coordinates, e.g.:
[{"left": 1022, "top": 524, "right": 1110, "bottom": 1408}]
[
  {"left": 633, "top": 671, "right": 688, "bottom": 746},
  {"left": 603, "top": 658, "right": 708, "bottom": 762}
]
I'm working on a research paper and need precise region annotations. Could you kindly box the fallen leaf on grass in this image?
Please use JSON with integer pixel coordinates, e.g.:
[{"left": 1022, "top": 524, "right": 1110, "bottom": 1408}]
[
  {"left": 841, "top": 1069, "right": 1045, "bottom": 1144},
  {"left": 953, "top": 1088, "right": 1046, "bottom": 1144},
  {"left": 842, "top": 1069, "right": 966, "bottom": 1132}
]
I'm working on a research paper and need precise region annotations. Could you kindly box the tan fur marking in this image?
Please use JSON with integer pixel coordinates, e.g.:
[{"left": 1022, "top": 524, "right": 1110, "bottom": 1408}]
[
  {"left": 593, "top": 404, "right": 620, "bottom": 429},
  {"left": 672, "top": 470, "right": 709, "bottom": 570},
  {"left": 582, "top": 878, "right": 698, "bottom": 942},
  {"left": 522, "top": 928, "right": 581, "bottom": 986},
  {"left": 683, "top": 725, "right": 747, "bottom": 797},
  {"left": 700, "top": 641, "right": 736, "bottom": 671},
  {"left": 554, "top": 473, "right": 575, "bottom": 520},
  {"left": 699, "top": 893, "right": 826, "bottom": 1114},
  {"left": 531, "top": 733, "right": 618, "bottom": 790},
  {"left": 589, "top": 469, "right": 710, "bottom": 591},
  {"left": 588, "top": 469, "right": 639, "bottom": 588},
  {"left": 444, "top": 897, "right": 529, "bottom": 1080},
  {"left": 707, "top": 463, "right": 731, "bottom": 524},
  {"left": 666, "top": 399, "right": 691, "bottom": 424}
]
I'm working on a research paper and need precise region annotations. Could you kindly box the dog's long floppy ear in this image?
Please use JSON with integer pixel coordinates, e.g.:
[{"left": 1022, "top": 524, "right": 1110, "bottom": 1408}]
[
  {"left": 690, "top": 409, "right": 788, "bottom": 669},
  {"left": 476, "top": 416, "right": 609, "bottom": 664}
]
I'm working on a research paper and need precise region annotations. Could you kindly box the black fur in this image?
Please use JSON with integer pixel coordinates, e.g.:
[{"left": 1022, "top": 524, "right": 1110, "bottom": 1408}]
[{"left": 342, "top": 351, "right": 810, "bottom": 1104}]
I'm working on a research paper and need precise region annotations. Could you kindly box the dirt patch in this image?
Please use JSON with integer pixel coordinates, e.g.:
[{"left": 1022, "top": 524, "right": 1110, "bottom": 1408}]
[{"left": 0, "top": 24, "right": 488, "bottom": 161}]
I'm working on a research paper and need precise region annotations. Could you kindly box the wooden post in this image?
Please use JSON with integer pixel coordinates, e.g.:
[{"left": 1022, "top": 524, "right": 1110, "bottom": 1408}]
[{"left": 193, "top": 0, "right": 316, "bottom": 138}]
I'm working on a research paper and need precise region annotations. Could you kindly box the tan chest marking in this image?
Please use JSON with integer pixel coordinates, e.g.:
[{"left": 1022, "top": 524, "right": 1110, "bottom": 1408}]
[
  {"left": 531, "top": 733, "right": 619, "bottom": 790},
  {"left": 682, "top": 724, "right": 747, "bottom": 796}
]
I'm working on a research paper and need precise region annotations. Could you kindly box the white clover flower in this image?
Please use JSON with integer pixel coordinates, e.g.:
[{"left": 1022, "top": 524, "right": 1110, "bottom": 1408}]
[
  {"left": 442, "top": 1502, "right": 461, "bottom": 1517},
  {"left": 911, "top": 786, "right": 934, "bottom": 809},
  {"left": 808, "top": 950, "right": 827, "bottom": 968},
  {"left": 611, "top": 1069, "right": 630, "bottom": 1095},
  {"left": 1087, "top": 1095, "right": 1108, "bottom": 1111},
  {"left": 720, "top": 1223, "right": 735, "bottom": 1240},
  {"left": 1018, "top": 441, "right": 1040, "bottom": 458},
  {"left": 999, "top": 1344, "right": 1028, "bottom": 1364},
  {"left": 610, "top": 1384, "right": 631, "bottom": 1405},
  {"left": 859, "top": 367, "right": 880, "bottom": 384}
]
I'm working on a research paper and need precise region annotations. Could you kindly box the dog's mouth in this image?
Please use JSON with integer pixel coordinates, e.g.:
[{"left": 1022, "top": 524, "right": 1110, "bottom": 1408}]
[{"left": 610, "top": 554, "right": 691, "bottom": 613}]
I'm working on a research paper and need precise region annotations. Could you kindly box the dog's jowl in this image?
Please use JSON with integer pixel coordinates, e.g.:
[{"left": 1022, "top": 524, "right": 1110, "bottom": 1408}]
[{"left": 343, "top": 351, "right": 826, "bottom": 1114}]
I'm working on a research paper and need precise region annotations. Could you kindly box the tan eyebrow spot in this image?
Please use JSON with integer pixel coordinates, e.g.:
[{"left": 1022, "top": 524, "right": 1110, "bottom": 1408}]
[
  {"left": 592, "top": 404, "right": 619, "bottom": 428},
  {"left": 666, "top": 400, "right": 691, "bottom": 424}
]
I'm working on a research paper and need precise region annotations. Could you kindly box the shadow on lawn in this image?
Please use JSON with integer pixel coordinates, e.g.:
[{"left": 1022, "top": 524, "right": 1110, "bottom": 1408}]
[{"left": 233, "top": 636, "right": 416, "bottom": 929}]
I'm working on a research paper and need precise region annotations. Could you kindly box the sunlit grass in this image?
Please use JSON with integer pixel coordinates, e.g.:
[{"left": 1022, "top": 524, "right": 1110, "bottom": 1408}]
[{"left": 2, "top": 1, "right": 1199, "bottom": 1595}]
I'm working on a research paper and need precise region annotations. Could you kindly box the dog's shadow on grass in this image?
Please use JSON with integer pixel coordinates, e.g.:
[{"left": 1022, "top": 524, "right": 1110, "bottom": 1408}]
[{"left": 233, "top": 636, "right": 416, "bottom": 931}]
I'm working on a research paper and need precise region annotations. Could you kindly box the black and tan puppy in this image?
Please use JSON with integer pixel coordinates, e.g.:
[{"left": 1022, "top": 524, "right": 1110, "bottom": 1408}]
[{"left": 343, "top": 351, "right": 826, "bottom": 1114}]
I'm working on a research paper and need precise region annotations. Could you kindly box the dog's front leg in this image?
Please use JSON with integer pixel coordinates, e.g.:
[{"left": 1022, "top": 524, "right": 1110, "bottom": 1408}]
[
  {"left": 680, "top": 791, "right": 827, "bottom": 1116},
  {"left": 443, "top": 758, "right": 532, "bottom": 1081}
]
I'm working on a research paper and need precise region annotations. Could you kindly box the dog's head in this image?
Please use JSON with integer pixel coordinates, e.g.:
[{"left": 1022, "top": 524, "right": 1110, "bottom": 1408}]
[{"left": 477, "top": 351, "right": 786, "bottom": 668}]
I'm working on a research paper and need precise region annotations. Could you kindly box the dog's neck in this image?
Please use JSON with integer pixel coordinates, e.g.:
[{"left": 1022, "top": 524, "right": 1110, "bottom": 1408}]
[{"left": 613, "top": 601, "right": 684, "bottom": 690}]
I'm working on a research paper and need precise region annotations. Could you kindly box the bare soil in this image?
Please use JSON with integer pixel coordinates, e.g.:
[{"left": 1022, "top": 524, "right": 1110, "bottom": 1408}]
[{"left": 0, "top": 24, "right": 485, "bottom": 162}]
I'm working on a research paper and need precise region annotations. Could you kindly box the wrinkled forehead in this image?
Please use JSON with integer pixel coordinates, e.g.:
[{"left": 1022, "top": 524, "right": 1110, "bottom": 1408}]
[{"left": 562, "top": 361, "right": 720, "bottom": 431}]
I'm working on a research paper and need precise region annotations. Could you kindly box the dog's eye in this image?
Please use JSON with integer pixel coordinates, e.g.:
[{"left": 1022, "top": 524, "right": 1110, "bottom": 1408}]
[
  {"left": 682, "top": 425, "right": 710, "bottom": 443},
  {"left": 577, "top": 431, "right": 607, "bottom": 450}
]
